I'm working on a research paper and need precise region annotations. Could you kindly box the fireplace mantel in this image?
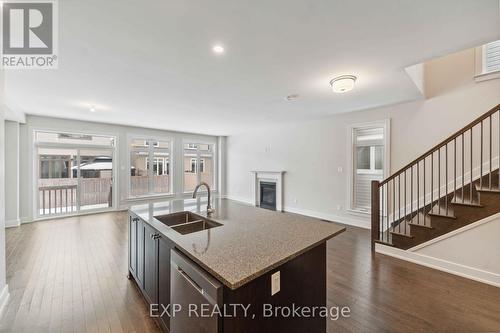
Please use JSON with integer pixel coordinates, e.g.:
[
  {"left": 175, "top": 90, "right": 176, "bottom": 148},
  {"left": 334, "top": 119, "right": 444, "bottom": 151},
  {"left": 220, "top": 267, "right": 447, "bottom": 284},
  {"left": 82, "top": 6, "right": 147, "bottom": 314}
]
[{"left": 250, "top": 171, "right": 285, "bottom": 211}]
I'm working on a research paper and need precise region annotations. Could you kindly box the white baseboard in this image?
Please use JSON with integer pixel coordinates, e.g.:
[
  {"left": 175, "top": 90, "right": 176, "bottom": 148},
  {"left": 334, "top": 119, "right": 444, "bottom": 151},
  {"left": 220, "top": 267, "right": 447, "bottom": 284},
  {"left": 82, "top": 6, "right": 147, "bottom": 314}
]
[
  {"left": 225, "top": 195, "right": 369, "bottom": 229},
  {"left": 0, "top": 285, "right": 9, "bottom": 318},
  {"left": 224, "top": 195, "right": 253, "bottom": 206},
  {"left": 283, "top": 206, "right": 370, "bottom": 229},
  {"left": 375, "top": 243, "right": 500, "bottom": 288},
  {"left": 20, "top": 216, "right": 33, "bottom": 224},
  {"left": 5, "top": 218, "right": 20, "bottom": 228}
]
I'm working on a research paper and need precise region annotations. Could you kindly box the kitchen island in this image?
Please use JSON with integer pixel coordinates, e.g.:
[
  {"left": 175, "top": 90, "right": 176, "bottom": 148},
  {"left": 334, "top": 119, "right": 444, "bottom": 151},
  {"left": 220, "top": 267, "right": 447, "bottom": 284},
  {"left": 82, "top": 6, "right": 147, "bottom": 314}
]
[{"left": 128, "top": 197, "right": 345, "bottom": 333}]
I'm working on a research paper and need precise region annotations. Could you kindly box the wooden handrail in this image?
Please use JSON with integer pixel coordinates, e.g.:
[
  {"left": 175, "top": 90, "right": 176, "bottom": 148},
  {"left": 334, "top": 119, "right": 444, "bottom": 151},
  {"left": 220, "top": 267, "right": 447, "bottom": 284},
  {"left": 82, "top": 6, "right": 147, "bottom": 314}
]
[{"left": 380, "top": 103, "right": 500, "bottom": 186}]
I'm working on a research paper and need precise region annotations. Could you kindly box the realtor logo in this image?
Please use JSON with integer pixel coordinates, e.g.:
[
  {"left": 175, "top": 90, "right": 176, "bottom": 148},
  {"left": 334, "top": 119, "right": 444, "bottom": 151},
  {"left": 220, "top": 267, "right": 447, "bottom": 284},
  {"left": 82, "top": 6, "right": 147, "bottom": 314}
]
[{"left": 1, "top": 0, "right": 58, "bottom": 68}]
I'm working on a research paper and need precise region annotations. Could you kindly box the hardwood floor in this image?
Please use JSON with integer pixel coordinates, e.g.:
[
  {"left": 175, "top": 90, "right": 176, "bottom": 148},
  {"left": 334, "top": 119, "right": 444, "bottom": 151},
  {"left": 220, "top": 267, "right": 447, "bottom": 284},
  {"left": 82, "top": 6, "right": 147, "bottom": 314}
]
[{"left": 2, "top": 212, "right": 500, "bottom": 332}]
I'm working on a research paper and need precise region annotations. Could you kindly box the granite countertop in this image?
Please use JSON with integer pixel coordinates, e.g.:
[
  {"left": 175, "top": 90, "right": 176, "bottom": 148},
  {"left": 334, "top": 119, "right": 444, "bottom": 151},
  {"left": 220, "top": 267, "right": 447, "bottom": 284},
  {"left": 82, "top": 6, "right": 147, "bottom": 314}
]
[{"left": 130, "top": 197, "right": 345, "bottom": 290}]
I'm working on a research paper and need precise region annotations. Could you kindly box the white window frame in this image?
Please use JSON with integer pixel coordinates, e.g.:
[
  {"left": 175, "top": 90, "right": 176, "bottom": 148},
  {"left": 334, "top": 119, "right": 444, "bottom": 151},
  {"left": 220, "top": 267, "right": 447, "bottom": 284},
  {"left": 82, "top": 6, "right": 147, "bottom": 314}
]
[
  {"left": 32, "top": 129, "right": 117, "bottom": 219},
  {"left": 127, "top": 135, "right": 173, "bottom": 198},
  {"left": 475, "top": 42, "right": 500, "bottom": 82},
  {"left": 347, "top": 119, "right": 391, "bottom": 215},
  {"left": 356, "top": 146, "right": 384, "bottom": 175},
  {"left": 182, "top": 140, "right": 217, "bottom": 194}
]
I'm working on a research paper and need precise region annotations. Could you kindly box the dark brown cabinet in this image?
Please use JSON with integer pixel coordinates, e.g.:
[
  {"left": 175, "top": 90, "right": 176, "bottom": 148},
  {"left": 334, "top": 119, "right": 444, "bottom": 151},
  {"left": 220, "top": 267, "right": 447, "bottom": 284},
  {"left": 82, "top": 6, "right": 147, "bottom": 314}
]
[
  {"left": 129, "top": 215, "right": 144, "bottom": 288},
  {"left": 129, "top": 216, "right": 137, "bottom": 276},
  {"left": 158, "top": 235, "right": 174, "bottom": 331},
  {"left": 129, "top": 214, "right": 175, "bottom": 332},
  {"left": 143, "top": 223, "right": 158, "bottom": 305}
]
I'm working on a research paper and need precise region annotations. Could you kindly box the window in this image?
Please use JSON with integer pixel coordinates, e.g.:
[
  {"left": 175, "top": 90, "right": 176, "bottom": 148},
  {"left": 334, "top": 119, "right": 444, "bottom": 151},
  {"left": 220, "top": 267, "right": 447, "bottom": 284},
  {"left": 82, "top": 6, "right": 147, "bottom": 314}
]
[
  {"left": 484, "top": 40, "right": 500, "bottom": 74},
  {"left": 184, "top": 142, "right": 215, "bottom": 192},
  {"left": 35, "top": 131, "right": 115, "bottom": 217},
  {"left": 475, "top": 40, "right": 500, "bottom": 81},
  {"left": 350, "top": 123, "right": 389, "bottom": 213},
  {"left": 129, "top": 138, "right": 171, "bottom": 197}
]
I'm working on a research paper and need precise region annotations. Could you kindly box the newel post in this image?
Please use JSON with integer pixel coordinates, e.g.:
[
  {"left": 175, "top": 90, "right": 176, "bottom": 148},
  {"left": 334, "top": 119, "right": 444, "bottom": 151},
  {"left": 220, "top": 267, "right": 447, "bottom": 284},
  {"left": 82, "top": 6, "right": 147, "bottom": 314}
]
[{"left": 371, "top": 180, "right": 380, "bottom": 252}]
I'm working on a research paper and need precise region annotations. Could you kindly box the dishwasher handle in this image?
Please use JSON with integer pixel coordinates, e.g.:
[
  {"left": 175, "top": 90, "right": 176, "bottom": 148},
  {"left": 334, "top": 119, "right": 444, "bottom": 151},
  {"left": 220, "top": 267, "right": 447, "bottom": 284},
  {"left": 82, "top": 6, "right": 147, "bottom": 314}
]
[
  {"left": 171, "top": 249, "right": 222, "bottom": 307},
  {"left": 177, "top": 266, "right": 204, "bottom": 295}
]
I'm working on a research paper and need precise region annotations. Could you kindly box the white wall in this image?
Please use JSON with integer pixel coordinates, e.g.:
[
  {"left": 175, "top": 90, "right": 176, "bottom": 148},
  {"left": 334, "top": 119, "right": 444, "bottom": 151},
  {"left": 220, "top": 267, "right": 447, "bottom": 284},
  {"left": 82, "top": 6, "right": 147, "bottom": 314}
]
[
  {"left": 5, "top": 121, "right": 19, "bottom": 227},
  {"left": 413, "top": 215, "right": 500, "bottom": 277},
  {"left": 18, "top": 115, "right": 223, "bottom": 222},
  {"left": 226, "top": 48, "right": 500, "bottom": 227},
  {"left": 0, "top": 69, "right": 8, "bottom": 310}
]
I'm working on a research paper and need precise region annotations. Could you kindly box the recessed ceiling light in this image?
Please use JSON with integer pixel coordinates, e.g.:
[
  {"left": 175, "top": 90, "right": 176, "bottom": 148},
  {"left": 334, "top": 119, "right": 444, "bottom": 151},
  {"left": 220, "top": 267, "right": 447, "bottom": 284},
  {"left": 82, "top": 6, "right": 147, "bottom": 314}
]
[
  {"left": 89, "top": 106, "right": 96, "bottom": 112},
  {"left": 330, "top": 75, "right": 357, "bottom": 93},
  {"left": 212, "top": 45, "right": 225, "bottom": 54},
  {"left": 285, "top": 94, "right": 300, "bottom": 101}
]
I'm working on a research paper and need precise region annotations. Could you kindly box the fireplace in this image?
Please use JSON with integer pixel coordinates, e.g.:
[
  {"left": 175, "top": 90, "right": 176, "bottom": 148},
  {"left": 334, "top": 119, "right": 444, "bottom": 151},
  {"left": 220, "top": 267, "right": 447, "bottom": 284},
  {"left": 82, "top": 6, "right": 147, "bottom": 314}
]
[
  {"left": 259, "top": 181, "right": 277, "bottom": 211},
  {"left": 251, "top": 171, "right": 285, "bottom": 211}
]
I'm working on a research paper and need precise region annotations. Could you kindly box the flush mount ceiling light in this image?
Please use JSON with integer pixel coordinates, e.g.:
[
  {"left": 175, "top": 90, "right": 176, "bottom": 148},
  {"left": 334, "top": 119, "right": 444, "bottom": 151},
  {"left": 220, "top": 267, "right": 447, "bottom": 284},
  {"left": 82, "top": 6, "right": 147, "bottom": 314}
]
[
  {"left": 89, "top": 106, "right": 96, "bottom": 112},
  {"left": 330, "top": 75, "right": 357, "bottom": 93},
  {"left": 285, "top": 93, "right": 300, "bottom": 101},
  {"left": 212, "top": 45, "right": 225, "bottom": 54}
]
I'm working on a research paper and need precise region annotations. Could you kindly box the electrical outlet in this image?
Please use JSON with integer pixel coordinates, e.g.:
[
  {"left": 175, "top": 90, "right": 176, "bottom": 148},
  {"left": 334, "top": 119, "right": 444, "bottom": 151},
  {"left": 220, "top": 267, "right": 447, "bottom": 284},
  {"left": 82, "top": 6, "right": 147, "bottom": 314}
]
[
  {"left": 337, "top": 205, "right": 342, "bottom": 211},
  {"left": 271, "top": 271, "right": 280, "bottom": 296},
  {"left": 337, "top": 167, "right": 343, "bottom": 173},
  {"left": 293, "top": 198, "right": 298, "bottom": 204}
]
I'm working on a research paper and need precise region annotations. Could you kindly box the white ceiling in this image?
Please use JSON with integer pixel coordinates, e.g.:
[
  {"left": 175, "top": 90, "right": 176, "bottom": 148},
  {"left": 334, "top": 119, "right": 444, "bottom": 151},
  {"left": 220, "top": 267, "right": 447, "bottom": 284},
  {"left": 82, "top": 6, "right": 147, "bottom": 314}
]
[{"left": 5, "top": 0, "right": 500, "bottom": 135}]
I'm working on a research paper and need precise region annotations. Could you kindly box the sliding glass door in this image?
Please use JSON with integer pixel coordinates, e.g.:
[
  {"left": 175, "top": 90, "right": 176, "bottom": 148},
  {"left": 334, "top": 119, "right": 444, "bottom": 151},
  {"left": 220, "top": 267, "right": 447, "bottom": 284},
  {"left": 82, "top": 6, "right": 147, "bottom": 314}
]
[
  {"left": 38, "top": 147, "right": 78, "bottom": 215},
  {"left": 79, "top": 149, "right": 114, "bottom": 211},
  {"left": 35, "top": 131, "right": 115, "bottom": 218}
]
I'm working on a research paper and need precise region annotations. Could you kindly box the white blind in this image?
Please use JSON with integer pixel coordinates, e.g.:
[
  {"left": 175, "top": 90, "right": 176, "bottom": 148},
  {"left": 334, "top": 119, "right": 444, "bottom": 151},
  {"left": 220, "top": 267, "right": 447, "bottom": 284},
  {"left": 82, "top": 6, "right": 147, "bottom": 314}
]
[{"left": 484, "top": 40, "right": 500, "bottom": 74}]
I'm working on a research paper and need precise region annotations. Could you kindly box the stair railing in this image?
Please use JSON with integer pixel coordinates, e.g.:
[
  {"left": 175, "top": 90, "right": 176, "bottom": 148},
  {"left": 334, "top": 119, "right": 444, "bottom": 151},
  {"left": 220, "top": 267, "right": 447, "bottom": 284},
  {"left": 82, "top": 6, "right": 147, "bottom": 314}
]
[{"left": 371, "top": 103, "right": 500, "bottom": 250}]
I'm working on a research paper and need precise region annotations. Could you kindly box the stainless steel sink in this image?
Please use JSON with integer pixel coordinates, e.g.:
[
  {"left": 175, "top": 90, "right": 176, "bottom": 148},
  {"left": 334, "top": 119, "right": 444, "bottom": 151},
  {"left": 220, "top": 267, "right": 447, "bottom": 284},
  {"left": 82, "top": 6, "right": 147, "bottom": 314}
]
[
  {"left": 155, "top": 211, "right": 222, "bottom": 235},
  {"left": 154, "top": 211, "right": 202, "bottom": 226},
  {"left": 171, "top": 219, "right": 222, "bottom": 235}
]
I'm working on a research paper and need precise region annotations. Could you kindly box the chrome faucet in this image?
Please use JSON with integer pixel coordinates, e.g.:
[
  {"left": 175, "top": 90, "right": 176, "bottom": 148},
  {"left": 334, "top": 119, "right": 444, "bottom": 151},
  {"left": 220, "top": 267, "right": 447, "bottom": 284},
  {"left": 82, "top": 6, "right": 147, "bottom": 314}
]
[{"left": 192, "top": 182, "right": 215, "bottom": 216}]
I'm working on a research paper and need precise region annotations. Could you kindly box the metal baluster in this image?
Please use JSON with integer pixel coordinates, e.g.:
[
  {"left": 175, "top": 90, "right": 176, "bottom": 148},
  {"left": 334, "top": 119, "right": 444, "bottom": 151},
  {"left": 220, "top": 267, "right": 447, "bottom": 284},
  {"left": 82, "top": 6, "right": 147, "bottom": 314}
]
[
  {"left": 382, "top": 185, "right": 385, "bottom": 242},
  {"left": 399, "top": 175, "right": 402, "bottom": 234},
  {"left": 490, "top": 115, "right": 492, "bottom": 189},
  {"left": 462, "top": 133, "right": 464, "bottom": 203},
  {"left": 445, "top": 144, "right": 448, "bottom": 215},
  {"left": 481, "top": 121, "right": 483, "bottom": 190},
  {"left": 49, "top": 190, "right": 52, "bottom": 215},
  {"left": 393, "top": 179, "right": 395, "bottom": 233},
  {"left": 470, "top": 128, "right": 473, "bottom": 202},
  {"left": 410, "top": 166, "right": 413, "bottom": 224},
  {"left": 404, "top": 170, "right": 407, "bottom": 222},
  {"left": 386, "top": 184, "right": 390, "bottom": 242},
  {"left": 417, "top": 161, "right": 419, "bottom": 225},
  {"left": 423, "top": 157, "right": 426, "bottom": 218},
  {"left": 454, "top": 138, "right": 456, "bottom": 199},
  {"left": 65, "top": 188, "right": 68, "bottom": 213},
  {"left": 438, "top": 148, "right": 441, "bottom": 214},
  {"left": 431, "top": 152, "right": 434, "bottom": 214}
]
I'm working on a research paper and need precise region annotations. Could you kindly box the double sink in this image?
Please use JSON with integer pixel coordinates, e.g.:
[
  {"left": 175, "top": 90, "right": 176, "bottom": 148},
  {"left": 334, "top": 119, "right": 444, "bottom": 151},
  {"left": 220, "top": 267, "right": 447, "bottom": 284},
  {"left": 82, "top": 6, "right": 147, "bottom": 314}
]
[{"left": 154, "top": 211, "right": 222, "bottom": 235}]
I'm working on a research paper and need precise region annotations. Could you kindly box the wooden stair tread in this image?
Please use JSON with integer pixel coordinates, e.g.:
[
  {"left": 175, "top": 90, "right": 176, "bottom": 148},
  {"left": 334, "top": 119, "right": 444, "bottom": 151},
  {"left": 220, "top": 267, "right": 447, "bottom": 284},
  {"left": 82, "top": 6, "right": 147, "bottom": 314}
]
[
  {"left": 407, "top": 213, "right": 433, "bottom": 229},
  {"left": 475, "top": 184, "right": 500, "bottom": 193},
  {"left": 450, "top": 196, "right": 482, "bottom": 207},
  {"left": 389, "top": 220, "right": 413, "bottom": 238},
  {"left": 428, "top": 202, "right": 456, "bottom": 219}
]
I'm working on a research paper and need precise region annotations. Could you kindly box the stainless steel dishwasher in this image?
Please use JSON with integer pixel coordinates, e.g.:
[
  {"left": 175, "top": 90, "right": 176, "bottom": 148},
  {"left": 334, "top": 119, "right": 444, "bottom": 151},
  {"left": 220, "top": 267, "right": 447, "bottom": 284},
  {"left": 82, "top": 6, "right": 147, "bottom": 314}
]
[{"left": 170, "top": 249, "right": 223, "bottom": 333}]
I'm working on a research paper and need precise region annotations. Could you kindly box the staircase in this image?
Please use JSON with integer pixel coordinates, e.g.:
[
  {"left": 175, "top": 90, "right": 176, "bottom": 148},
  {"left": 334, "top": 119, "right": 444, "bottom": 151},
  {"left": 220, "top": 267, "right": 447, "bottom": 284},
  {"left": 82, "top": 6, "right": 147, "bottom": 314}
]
[{"left": 371, "top": 104, "right": 500, "bottom": 250}]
